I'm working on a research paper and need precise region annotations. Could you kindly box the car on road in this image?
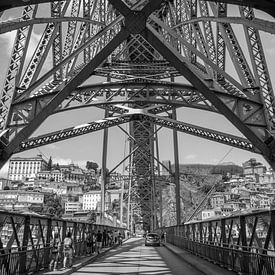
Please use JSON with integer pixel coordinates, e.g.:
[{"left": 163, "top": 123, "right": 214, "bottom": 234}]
[{"left": 144, "top": 233, "right": 161, "bottom": 246}]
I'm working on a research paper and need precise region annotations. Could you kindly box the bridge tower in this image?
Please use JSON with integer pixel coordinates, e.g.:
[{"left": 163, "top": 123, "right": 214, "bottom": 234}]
[{"left": 0, "top": 0, "right": 275, "bottom": 231}]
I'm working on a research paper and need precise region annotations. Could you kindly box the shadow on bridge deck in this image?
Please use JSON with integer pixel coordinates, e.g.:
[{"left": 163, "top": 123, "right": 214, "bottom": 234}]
[
  {"left": 37, "top": 239, "right": 141, "bottom": 275},
  {"left": 37, "top": 239, "right": 235, "bottom": 275},
  {"left": 164, "top": 242, "right": 235, "bottom": 275}
]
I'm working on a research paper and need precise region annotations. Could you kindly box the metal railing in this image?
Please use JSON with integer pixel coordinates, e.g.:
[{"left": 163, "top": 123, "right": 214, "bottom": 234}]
[
  {"left": 0, "top": 210, "right": 126, "bottom": 274},
  {"left": 159, "top": 209, "right": 275, "bottom": 274}
]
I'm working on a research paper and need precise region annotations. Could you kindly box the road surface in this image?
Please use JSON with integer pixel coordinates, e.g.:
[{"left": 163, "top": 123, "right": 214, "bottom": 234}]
[{"left": 71, "top": 237, "right": 203, "bottom": 275}]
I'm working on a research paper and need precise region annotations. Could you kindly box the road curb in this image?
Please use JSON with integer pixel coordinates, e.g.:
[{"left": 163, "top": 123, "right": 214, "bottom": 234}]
[{"left": 163, "top": 243, "right": 235, "bottom": 275}]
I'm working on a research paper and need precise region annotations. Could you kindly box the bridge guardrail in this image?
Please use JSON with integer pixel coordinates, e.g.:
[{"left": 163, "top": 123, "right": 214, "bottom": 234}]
[
  {"left": 0, "top": 210, "right": 126, "bottom": 274},
  {"left": 158, "top": 209, "right": 275, "bottom": 274}
]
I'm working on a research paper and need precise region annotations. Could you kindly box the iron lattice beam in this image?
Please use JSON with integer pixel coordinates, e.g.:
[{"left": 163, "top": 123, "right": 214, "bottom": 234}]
[
  {"left": 0, "top": 28, "right": 130, "bottom": 166},
  {"left": 9, "top": 81, "right": 263, "bottom": 128},
  {"left": 18, "top": 114, "right": 132, "bottom": 152},
  {"left": 144, "top": 114, "right": 257, "bottom": 153},
  {"left": 142, "top": 26, "right": 275, "bottom": 168},
  {"left": 16, "top": 112, "right": 256, "bottom": 154}
]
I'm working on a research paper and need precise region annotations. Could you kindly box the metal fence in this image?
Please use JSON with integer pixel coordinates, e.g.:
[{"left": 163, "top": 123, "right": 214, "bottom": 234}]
[
  {"left": 159, "top": 209, "right": 275, "bottom": 274},
  {"left": 0, "top": 211, "right": 126, "bottom": 274}
]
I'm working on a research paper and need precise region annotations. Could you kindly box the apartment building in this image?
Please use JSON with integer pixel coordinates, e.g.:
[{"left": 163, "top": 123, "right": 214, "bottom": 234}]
[{"left": 8, "top": 154, "right": 48, "bottom": 181}]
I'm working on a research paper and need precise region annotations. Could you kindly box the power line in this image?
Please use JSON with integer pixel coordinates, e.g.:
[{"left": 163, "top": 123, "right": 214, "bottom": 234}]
[
  {"left": 216, "top": 147, "right": 234, "bottom": 166},
  {"left": 186, "top": 147, "right": 235, "bottom": 222},
  {"left": 36, "top": 148, "right": 49, "bottom": 161}
]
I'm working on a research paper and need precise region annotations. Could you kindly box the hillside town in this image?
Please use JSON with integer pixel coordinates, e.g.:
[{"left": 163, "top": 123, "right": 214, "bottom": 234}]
[
  {"left": 0, "top": 154, "right": 125, "bottom": 226},
  {"left": 200, "top": 158, "right": 275, "bottom": 221},
  {"left": 0, "top": 155, "right": 275, "bottom": 225}
]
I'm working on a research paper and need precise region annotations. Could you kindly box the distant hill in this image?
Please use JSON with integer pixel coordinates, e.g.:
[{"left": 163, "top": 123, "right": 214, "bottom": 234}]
[
  {"left": 219, "top": 162, "right": 236, "bottom": 166},
  {"left": 211, "top": 164, "right": 243, "bottom": 175},
  {"left": 171, "top": 163, "right": 243, "bottom": 176},
  {"left": 162, "top": 163, "right": 243, "bottom": 226}
]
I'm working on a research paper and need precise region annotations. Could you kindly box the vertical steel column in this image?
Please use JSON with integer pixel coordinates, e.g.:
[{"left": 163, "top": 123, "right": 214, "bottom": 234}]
[
  {"left": 127, "top": 180, "right": 131, "bottom": 230},
  {"left": 192, "top": 223, "right": 195, "bottom": 241},
  {"left": 221, "top": 218, "right": 226, "bottom": 246},
  {"left": 208, "top": 221, "right": 212, "bottom": 244},
  {"left": 187, "top": 224, "right": 190, "bottom": 240},
  {"left": 119, "top": 177, "right": 124, "bottom": 225},
  {"left": 73, "top": 222, "right": 77, "bottom": 254},
  {"left": 127, "top": 152, "right": 132, "bottom": 230},
  {"left": 172, "top": 105, "right": 181, "bottom": 225},
  {"left": 240, "top": 216, "right": 247, "bottom": 247},
  {"left": 101, "top": 109, "right": 109, "bottom": 224},
  {"left": 240, "top": 215, "right": 248, "bottom": 273},
  {"left": 44, "top": 218, "right": 52, "bottom": 267},
  {"left": 271, "top": 210, "right": 275, "bottom": 250},
  {"left": 150, "top": 132, "right": 156, "bottom": 230},
  {"left": 84, "top": 223, "right": 87, "bottom": 254},
  {"left": 101, "top": 75, "right": 110, "bottom": 225},
  {"left": 199, "top": 222, "right": 203, "bottom": 242},
  {"left": 62, "top": 220, "right": 67, "bottom": 241},
  {"left": 19, "top": 215, "right": 30, "bottom": 274},
  {"left": 220, "top": 218, "right": 227, "bottom": 265},
  {"left": 155, "top": 128, "right": 163, "bottom": 228}
]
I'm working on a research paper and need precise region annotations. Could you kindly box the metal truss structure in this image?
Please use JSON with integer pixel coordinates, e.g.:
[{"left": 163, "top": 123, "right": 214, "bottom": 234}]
[{"left": 0, "top": 0, "right": 275, "bottom": 230}]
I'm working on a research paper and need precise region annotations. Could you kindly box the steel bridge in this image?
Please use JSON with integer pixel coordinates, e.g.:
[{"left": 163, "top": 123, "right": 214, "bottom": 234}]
[{"left": 0, "top": 0, "right": 275, "bottom": 273}]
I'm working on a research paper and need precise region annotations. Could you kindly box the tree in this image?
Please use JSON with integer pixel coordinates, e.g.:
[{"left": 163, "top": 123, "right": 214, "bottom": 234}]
[
  {"left": 43, "top": 193, "right": 63, "bottom": 218},
  {"left": 87, "top": 211, "right": 97, "bottom": 223},
  {"left": 199, "top": 184, "right": 212, "bottom": 194},
  {"left": 47, "top": 156, "right": 53, "bottom": 171},
  {"left": 98, "top": 168, "right": 109, "bottom": 176},
  {"left": 112, "top": 199, "right": 120, "bottom": 212},
  {"left": 53, "top": 163, "right": 60, "bottom": 170},
  {"left": 68, "top": 194, "right": 73, "bottom": 202},
  {"left": 86, "top": 161, "right": 99, "bottom": 172},
  {"left": 215, "top": 184, "right": 226, "bottom": 192}
]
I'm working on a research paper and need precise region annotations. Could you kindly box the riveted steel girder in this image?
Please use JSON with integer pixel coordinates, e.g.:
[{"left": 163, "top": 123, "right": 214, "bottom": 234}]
[
  {"left": 9, "top": 81, "right": 263, "bottom": 127},
  {"left": 18, "top": 114, "right": 132, "bottom": 152},
  {"left": 0, "top": 28, "right": 130, "bottom": 166},
  {"left": 15, "top": 112, "right": 256, "bottom": 155}
]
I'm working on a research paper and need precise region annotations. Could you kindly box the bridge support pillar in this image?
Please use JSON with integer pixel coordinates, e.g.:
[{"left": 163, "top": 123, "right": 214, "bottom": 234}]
[
  {"left": 172, "top": 107, "right": 181, "bottom": 225},
  {"left": 19, "top": 215, "right": 30, "bottom": 274},
  {"left": 44, "top": 219, "right": 52, "bottom": 268},
  {"left": 271, "top": 210, "right": 275, "bottom": 249},
  {"left": 101, "top": 109, "right": 109, "bottom": 224},
  {"left": 240, "top": 215, "right": 248, "bottom": 273}
]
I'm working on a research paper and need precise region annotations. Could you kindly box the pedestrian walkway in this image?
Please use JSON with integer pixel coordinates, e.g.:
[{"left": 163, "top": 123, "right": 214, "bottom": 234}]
[
  {"left": 38, "top": 244, "right": 120, "bottom": 275},
  {"left": 163, "top": 242, "right": 235, "bottom": 275},
  {"left": 38, "top": 239, "right": 235, "bottom": 275}
]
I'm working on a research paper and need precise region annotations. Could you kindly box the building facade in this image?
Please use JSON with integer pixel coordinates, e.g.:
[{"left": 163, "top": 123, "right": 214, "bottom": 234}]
[
  {"left": 0, "top": 178, "right": 9, "bottom": 190},
  {"left": 60, "top": 164, "right": 85, "bottom": 183},
  {"left": 64, "top": 202, "right": 82, "bottom": 213},
  {"left": 0, "top": 190, "right": 44, "bottom": 211},
  {"left": 37, "top": 170, "right": 64, "bottom": 182},
  {"left": 8, "top": 155, "right": 48, "bottom": 181},
  {"left": 83, "top": 191, "right": 101, "bottom": 211},
  {"left": 82, "top": 190, "right": 111, "bottom": 211}
]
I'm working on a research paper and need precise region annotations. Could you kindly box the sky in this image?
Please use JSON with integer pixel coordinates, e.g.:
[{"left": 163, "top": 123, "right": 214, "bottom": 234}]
[{"left": 0, "top": 3, "right": 275, "bottom": 177}]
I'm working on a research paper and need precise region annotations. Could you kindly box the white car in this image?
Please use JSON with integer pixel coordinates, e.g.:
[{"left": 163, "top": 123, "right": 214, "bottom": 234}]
[{"left": 145, "top": 233, "right": 161, "bottom": 246}]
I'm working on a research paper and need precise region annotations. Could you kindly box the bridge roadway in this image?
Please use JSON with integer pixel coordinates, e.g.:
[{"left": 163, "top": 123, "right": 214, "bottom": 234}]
[{"left": 43, "top": 238, "right": 234, "bottom": 275}]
